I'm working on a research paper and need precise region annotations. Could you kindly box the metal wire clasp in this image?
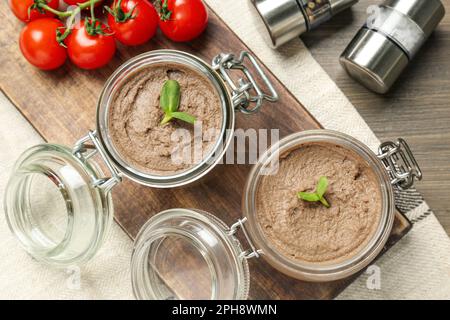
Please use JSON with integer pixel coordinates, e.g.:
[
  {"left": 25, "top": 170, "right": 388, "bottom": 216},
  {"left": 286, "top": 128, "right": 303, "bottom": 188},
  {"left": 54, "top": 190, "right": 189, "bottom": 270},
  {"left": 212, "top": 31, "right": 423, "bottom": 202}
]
[
  {"left": 73, "top": 130, "right": 122, "bottom": 193},
  {"left": 377, "top": 138, "right": 422, "bottom": 190},
  {"left": 212, "top": 51, "right": 278, "bottom": 114},
  {"left": 228, "top": 217, "right": 263, "bottom": 260}
]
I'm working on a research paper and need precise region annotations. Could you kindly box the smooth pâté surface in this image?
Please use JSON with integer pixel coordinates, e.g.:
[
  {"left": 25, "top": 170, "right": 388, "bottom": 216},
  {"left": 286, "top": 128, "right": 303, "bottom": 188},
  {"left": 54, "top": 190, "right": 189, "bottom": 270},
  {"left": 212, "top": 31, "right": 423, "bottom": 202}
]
[
  {"left": 257, "top": 143, "right": 382, "bottom": 263},
  {"left": 108, "top": 63, "right": 222, "bottom": 175}
]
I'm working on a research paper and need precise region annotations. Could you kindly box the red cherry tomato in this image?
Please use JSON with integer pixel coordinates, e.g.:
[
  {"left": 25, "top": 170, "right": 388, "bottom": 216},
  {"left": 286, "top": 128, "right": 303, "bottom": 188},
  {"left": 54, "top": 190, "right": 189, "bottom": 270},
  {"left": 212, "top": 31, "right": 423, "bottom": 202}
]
[
  {"left": 9, "top": 0, "right": 59, "bottom": 22},
  {"left": 107, "top": 0, "right": 158, "bottom": 46},
  {"left": 159, "top": 0, "right": 208, "bottom": 42},
  {"left": 19, "top": 18, "right": 67, "bottom": 70},
  {"left": 66, "top": 20, "right": 116, "bottom": 70}
]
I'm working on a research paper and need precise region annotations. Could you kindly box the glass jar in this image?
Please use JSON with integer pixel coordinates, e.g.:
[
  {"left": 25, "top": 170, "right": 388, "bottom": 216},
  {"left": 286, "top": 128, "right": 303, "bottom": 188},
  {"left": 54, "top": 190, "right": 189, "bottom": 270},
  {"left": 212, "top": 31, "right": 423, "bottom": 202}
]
[
  {"left": 4, "top": 50, "right": 277, "bottom": 266},
  {"left": 131, "top": 209, "right": 251, "bottom": 300},
  {"left": 242, "top": 130, "right": 422, "bottom": 281},
  {"left": 4, "top": 144, "right": 114, "bottom": 267},
  {"left": 97, "top": 50, "right": 278, "bottom": 188},
  {"left": 131, "top": 130, "right": 422, "bottom": 299}
]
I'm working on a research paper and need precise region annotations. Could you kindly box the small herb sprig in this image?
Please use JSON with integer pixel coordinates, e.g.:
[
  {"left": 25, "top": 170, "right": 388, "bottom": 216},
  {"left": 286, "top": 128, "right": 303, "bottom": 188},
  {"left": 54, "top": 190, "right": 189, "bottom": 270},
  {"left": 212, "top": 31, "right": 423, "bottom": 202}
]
[
  {"left": 298, "top": 176, "right": 330, "bottom": 208},
  {"left": 160, "top": 80, "right": 196, "bottom": 125}
]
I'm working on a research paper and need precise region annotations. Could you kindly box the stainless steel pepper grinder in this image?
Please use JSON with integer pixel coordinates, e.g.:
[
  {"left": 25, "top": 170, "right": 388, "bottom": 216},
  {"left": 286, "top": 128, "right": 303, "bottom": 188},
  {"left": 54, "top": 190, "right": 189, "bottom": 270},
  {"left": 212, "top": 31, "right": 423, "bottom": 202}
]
[
  {"left": 340, "top": 0, "right": 445, "bottom": 94},
  {"left": 250, "top": 0, "right": 359, "bottom": 48}
]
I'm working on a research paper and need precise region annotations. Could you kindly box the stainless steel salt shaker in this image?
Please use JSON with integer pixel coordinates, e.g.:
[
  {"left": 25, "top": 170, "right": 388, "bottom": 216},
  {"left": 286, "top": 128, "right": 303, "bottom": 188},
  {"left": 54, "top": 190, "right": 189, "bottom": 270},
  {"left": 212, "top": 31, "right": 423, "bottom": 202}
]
[
  {"left": 250, "top": 0, "right": 359, "bottom": 48},
  {"left": 340, "top": 0, "right": 445, "bottom": 94}
]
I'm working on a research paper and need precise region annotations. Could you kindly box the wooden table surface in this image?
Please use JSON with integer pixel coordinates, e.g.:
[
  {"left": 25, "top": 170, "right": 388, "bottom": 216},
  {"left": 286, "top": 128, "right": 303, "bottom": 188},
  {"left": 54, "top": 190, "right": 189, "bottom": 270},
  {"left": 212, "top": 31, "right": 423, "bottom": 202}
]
[{"left": 302, "top": 0, "right": 450, "bottom": 235}]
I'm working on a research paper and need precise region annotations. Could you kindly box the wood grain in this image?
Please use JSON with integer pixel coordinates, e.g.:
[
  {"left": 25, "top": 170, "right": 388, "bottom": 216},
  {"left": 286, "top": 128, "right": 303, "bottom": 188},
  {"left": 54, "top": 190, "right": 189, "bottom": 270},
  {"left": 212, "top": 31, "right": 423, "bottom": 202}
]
[
  {"left": 302, "top": 0, "right": 450, "bottom": 235},
  {"left": 0, "top": 1, "right": 409, "bottom": 299}
]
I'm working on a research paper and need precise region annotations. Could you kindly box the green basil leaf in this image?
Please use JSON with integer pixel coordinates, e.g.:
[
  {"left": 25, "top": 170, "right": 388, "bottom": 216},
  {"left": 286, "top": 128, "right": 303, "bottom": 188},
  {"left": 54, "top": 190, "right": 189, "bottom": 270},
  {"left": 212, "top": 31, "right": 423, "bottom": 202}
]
[
  {"left": 160, "top": 80, "right": 180, "bottom": 113},
  {"left": 297, "top": 192, "right": 320, "bottom": 202},
  {"left": 316, "top": 176, "right": 328, "bottom": 198},
  {"left": 160, "top": 113, "right": 173, "bottom": 125},
  {"left": 171, "top": 112, "right": 196, "bottom": 124},
  {"left": 319, "top": 197, "right": 330, "bottom": 208}
]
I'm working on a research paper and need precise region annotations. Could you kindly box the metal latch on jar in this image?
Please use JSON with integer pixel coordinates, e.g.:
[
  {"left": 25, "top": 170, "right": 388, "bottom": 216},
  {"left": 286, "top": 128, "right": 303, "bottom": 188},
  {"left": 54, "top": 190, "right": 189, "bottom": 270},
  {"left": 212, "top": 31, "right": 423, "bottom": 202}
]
[
  {"left": 228, "top": 217, "right": 263, "bottom": 260},
  {"left": 73, "top": 130, "right": 122, "bottom": 193},
  {"left": 377, "top": 138, "right": 422, "bottom": 190},
  {"left": 212, "top": 51, "right": 279, "bottom": 114}
]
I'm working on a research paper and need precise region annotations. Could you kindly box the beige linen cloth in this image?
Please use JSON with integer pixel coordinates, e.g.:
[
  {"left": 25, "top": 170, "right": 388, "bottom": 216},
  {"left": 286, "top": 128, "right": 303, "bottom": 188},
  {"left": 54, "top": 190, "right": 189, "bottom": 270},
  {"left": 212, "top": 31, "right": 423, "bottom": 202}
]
[{"left": 1, "top": 0, "right": 450, "bottom": 300}]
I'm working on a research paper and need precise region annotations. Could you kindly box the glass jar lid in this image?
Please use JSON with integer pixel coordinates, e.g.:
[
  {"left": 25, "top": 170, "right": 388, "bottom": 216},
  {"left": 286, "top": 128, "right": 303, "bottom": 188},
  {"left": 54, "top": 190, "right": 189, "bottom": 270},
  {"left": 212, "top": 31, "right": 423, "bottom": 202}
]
[
  {"left": 131, "top": 209, "right": 251, "bottom": 300},
  {"left": 4, "top": 144, "right": 114, "bottom": 266}
]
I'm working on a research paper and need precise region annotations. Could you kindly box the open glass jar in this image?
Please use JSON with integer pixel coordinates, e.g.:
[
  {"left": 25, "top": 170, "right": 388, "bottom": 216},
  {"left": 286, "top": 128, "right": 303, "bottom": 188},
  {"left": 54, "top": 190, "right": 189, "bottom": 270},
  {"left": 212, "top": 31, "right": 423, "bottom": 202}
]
[
  {"left": 131, "top": 130, "right": 422, "bottom": 299},
  {"left": 4, "top": 50, "right": 277, "bottom": 267},
  {"left": 96, "top": 50, "right": 277, "bottom": 188}
]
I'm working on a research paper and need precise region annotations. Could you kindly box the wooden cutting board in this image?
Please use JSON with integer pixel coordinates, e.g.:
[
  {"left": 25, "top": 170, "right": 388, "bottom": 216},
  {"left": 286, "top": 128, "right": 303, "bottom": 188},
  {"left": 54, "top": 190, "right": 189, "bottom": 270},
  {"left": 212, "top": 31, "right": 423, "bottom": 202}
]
[{"left": 0, "top": 1, "right": 411, "bottom": 299}]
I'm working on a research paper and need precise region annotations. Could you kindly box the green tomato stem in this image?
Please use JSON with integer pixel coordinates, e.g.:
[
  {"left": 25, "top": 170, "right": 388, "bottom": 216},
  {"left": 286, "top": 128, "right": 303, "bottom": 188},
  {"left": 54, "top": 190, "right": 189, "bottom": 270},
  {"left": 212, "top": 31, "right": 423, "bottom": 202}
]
[
  {"left": 75, "top": 0, "right": 103, "bottom": 10},
  {"left": 39, "top": 4, "right": 72, "bottom": 17},
  {"left": 37, "top": 0, "right": 103, "bottom": 18},
  {"left": 90, "top": 0, "right": 95, "bottom": 20},
  {"left": 55, "top": 7, "right": 81, "bottom": 46},
  {"left": 159, "top": 0, "right": 172, "bottom": 21}
]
